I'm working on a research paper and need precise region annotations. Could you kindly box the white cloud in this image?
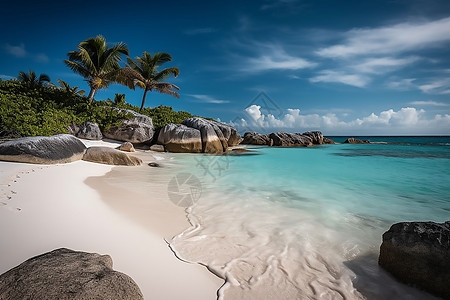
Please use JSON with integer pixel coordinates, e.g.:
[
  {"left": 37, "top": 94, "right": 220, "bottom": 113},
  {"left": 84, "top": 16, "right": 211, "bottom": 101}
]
[
  {"left": 418, "top": 78, "right": 450, "bottom": 94},
  {"left": 35, "top": 53, "right": 49, "bottom": 63},
  {"left": 309, "top": 70, "right": 370, "bottom": 87},
  {"left": 353, "top": 56, "right": 420, "bottom": 74},
  {"left": 245, "top": 46, "right": 316, "bottom": 72},
  {"left": 410, "top": 100, "right": 449, "bottom": 106},
  {"left": 231, "top": 106, "right": 450, "bottom": 135},
  {"left": 186, "top": 94, "right": 231, "bottom": 104},
  {"left": 4, "top": 43, "right": 26, "bottom": 57},
  {"left": 316, "top": 17, "right": 450, "bottom": 58},
  {"left": 0, "top": 74, "right": 15, "bottom": 80},
  {"left": 387, "top": 78, "right": 416, "bottom": 90}
]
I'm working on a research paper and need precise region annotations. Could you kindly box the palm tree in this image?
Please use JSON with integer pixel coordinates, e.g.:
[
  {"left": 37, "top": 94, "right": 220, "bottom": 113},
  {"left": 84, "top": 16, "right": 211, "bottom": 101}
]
[
  {"left": 17, "top": 70, "right": 50, "bottom": 87},
  {"left": 120, "top": 52, "right": 180, "bottom": 112},
  {"left": 64, "top": 35, "right": 129, "bottom": 102},
  {"left": 49, "top": 79, "right": 86, "bottom": 96}
]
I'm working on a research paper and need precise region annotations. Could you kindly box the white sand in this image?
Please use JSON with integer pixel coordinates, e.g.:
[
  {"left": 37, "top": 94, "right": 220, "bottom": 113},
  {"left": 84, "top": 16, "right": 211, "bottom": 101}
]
[{"left": 0, "top": 140, "right": 222, "bottom": 299}]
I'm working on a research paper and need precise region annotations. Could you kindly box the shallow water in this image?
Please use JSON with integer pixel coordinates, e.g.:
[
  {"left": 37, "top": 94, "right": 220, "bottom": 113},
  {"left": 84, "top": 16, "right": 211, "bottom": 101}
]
[{"left": 168, "top": 137, "right": 449, "bottom": 299}]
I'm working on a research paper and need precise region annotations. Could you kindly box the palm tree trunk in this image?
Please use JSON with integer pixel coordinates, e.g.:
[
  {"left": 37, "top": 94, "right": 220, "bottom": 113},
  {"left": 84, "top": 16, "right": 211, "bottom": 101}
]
[
  {"left": 139, "top": 90, "right": 149, "bottom": 113},
  {"left": 87, "top": 88, "right": 97, "bottom": 103}
]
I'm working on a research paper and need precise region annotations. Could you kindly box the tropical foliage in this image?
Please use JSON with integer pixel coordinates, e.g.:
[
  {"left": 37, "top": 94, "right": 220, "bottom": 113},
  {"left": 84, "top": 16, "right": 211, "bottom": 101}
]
[
  {"left": 49, "top": 79, "right": 85, "bottom": 96},
  {"left": 64, "top": 35, "right": 129, "bottom": 102},
  {"left": 120, "top": 52, "right": 180, "bottom": 112},
  {"left": 0, "top": 79, "right": 195, "bottom": 138},
  {"left": 17, "top": 70, "right": 50, "bottom": 88}
]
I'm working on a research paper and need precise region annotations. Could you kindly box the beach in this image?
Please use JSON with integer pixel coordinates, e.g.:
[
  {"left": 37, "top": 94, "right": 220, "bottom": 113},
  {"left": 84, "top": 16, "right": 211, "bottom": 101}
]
[{"left": 0, "top": 140, "right": 222, "bottom": 300}]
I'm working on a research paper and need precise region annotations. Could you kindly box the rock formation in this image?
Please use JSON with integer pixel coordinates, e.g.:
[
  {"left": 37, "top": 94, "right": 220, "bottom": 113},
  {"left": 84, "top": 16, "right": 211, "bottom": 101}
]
[
  {"left": 76, "top": 122, "right": 103, "bottom": 140},
  {"left": 158, "top": 118, "right": 242, "bottom": 153},
  {"left": 83, "top": 147, "right": 142, "bottom": 166},
  {"left": 344, "top": 138, "right": 370, "bottom": 144},
  {"left": 379, "top": 221, "right": 450, "bottom": 299},
  {"left": 0, "top": 134, "right": 86, "bottom": 164},
  {"left": 102, "top": 108, "right": 154, "bottom": 144},
  {"left": 241, "top": 131, "right": 332, "bottom": 147},
  {"left": 0, "top": 248, "right": 143, "bottom": 300}
]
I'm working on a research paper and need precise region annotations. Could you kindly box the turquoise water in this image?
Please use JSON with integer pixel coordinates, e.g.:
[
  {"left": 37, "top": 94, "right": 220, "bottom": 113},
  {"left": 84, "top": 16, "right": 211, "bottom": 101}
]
[{"left": 170, "top": 137, "right": 450, "bottom": 299}]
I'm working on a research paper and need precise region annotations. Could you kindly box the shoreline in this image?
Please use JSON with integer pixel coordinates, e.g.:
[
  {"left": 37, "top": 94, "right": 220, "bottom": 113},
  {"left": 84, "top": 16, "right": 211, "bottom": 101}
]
[{"left": 0, "top": 141, "right": 223, "bottom": 299}]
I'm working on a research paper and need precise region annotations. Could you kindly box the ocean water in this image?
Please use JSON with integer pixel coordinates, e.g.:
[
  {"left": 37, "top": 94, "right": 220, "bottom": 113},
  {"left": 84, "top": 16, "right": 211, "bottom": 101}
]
[{"left": 168, "top": 137, "right": 450, "bottom": 300}]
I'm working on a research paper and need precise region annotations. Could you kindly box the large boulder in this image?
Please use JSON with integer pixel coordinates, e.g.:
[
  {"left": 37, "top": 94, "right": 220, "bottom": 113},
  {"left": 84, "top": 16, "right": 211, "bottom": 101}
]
[
  {"left": 269, "top": 132, "right": 313, "bottom": 147},
  {"left": 344, "top": 138, "right": 370, "bottom": 144},
  {"left": 182, "top": 117, "right": 227, "bottom": 153},
  {"left": 0, "top": 248, "right": 143, "bottom": 300},
  {"left": 241, "top": 132, "right": 272, "bottom": 146},
  {"left": 301, "top": 131, "right": 324, "bottom": 145},
  {"left": 379, "top": 221, "right": 450, "bottom": 299},
  {"left": 119, "top": 142, "right": 135, "bottom": 152},
  {"left": 0, "top": 134, "right": 86, "bottom": 164},
  {"left": 76, "top": 122, "right": 103, "bottom": 140},
  {"left": 211, "top": 120, "right": 242, "bottom": 146},
  {"left": 102, "top": 108, "right": 154, "bottom": 144},
  {"left": 157, "top": 123, "right": 202, "bottom": 153},
  {"left": 83, "top": 147, "right": 142, "bottom": 166}
]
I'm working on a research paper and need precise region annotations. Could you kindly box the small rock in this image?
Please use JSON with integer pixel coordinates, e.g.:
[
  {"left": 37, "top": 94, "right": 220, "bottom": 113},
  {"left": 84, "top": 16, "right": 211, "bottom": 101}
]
[
  {"left": 76, "top": 122, "right": 103, "bottom": 140},
  {"left": 119, "top": 142, "right": 135, "bottom": 152},
  {"left": 0, "top": 248, "right": 143, "bottom": 300},
  {"left": 148, "top": 162, "right": 160, "bottom": 167},
  {"left": 149, "top": 144, "right": 165, "bottom": 152},
  {"left": 241, "top": 132, "right": 271, "bottom": 145},
  {"left": 83, "top": 147, "right": 142, "bottom": 166}
]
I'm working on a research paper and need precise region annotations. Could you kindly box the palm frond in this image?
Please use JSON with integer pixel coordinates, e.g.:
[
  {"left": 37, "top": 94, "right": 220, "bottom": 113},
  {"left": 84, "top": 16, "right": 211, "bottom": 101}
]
[
  {"left": 64, "top": 60, "right": 92, "bottom": 79},
  {"left": 150, "top": 82, "right": 180, "bottom": 98},
  {"left": 38, "top": 74, "right": 50, "bottom": 83},
  {"left": 154, "top": 67, "right": 180, "bottom": 81}
]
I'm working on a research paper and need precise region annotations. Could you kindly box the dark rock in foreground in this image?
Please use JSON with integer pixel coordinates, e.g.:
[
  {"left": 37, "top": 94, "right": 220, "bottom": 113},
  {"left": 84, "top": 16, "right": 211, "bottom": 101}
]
[
  {"left": 102, "top": 108, "right": 154, "bottom": 144},
  {"left": 0, "top": 248, "right": 143, "bottom": 300},
  {"left": 241, "top": 131, "right": 332, "bottom": 147},
  {"left": 379, "top": 221, "right": 450, "bottom": 299},
  {"left": 158, "top": 117, "right": 242, "bottom": 153},
  {"left": 0, "top": 134, "right": 86, "bottom": 164},
  {"left": 83, "top": 147, "right": 142, "bottom": 166},
  {"left": 344, "top": 138, "right": 370, "bottom": 144},
  {"left": 76, "top": 122, "right": 103, "bottom": 140}
]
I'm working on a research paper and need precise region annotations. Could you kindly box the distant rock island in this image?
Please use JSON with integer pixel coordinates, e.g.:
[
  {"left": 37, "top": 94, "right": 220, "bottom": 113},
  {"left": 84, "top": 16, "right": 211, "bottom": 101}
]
[{"left": 241, "top": 131, "right": 335, "bottom": 147}]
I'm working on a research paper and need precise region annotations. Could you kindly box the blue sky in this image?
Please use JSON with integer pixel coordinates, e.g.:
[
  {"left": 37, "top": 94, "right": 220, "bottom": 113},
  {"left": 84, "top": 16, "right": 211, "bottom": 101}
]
[{"left": 1, "top": 0, "right": 450, "bottom": 135}]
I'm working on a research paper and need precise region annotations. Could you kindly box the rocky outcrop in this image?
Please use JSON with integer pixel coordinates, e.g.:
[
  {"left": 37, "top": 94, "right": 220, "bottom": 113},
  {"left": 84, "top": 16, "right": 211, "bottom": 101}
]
[
  {"left": 344, "top": 138, "right": 370, "bottom": 144},
  {"left": 241, "top": 132, "right": 272, "bottom": 146},
  {"left": 83, "top": 147, "right": 142, "bottom": 166},
  {"left": 157, "top": 123, "right": 202, "bottom": 153},
  {"left": 182, "top": 117, "right": 227, "bottom": 153},
  {"left": 241, "top": 131, "right": 333, "bottom": 147},
  {"left": 269, "top": 132, "right": 313, "bottom": 147},
  {"left": 0, "top": 134, "right": 86, "bottom": 164},
  {"left": 0, "top": 248, "right": 143, "bottom": 300},
  {"left": 119, "top": 142, "right": 135, "bottom": 152},
  {"left": 76, "top": 122, "right": 102, "bottom": 140},
  {"left": 157, "top": 118, "right": 242, "bottom": 153},
  {"left": 379, "top": 221, "right": 450, "bottom": 299},
  {"left": 102, "top": 108, "right": 154, "bottom": 144}
]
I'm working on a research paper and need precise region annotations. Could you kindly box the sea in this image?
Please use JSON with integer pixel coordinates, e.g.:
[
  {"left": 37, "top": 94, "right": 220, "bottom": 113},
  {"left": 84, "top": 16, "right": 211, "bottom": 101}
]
[{"left": 166, "top": 136, "right": 450, "bottom": 299}]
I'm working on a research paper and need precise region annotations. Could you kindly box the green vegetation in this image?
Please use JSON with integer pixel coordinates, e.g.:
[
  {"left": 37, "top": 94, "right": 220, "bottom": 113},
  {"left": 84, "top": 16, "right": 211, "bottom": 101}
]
[
  {"left": 120, "top": 52, "right": 180, "bottom": 112},
  {"left": 0, "top": 79, "right": 195, "bottom": 138},
  {"left": 64, "top": 35, "right": 129, "bottom": 102},
  {"left": 18, "top": 70, "right": 50, "bottom": 88}
]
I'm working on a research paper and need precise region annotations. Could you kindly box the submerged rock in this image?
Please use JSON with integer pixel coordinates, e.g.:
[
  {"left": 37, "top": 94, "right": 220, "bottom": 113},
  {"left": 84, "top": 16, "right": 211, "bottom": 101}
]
[
  {"left": 76, "top": 122, "right": 103, "bottom": 140},
  {"left": 157, "top": 123, "right": 202, "bottom": 153},
  {"left": 344, "top": 138, "right": 370, "bottom": 144},
  {"left": 0, "top": 134, "right": 86, "bottom": 164},
  {"left": 119, "top": 142, "right": 135, "bottom": 152},
  {"left": 0, "top": 248, "right": 143, "bottom": 300},
  {"left": 102, "top": 108, "right": 154, "bottom": 144},
  {"left": 379, "top": 221, "right": 450, "bottom": 299},
  {"left": 83, "top": 147, "right": 142, "bottom": 166}
]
